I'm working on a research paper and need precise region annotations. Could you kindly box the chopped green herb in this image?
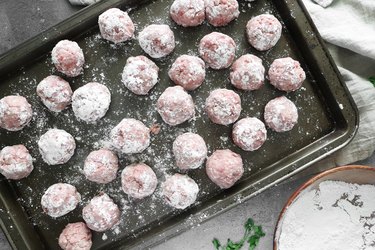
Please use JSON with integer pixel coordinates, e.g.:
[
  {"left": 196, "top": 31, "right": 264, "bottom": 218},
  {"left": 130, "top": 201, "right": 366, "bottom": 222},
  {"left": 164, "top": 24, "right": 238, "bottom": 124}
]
[
  {"left": 369, "top": 76, "right": 375, "bottom": 86},
  {"left": 211, "top": 217, "right": 265, "bottom": 250}
]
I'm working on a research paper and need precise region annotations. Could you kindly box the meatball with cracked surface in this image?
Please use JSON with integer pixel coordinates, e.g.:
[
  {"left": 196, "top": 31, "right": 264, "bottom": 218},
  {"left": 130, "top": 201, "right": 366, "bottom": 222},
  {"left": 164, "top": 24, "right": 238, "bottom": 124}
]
[
  {"left": 138, "top": 24, "right": 175, "bottom": 58},
  {"left": 230, "top": 54, "right": 265, "bottom": 91},
  {"left": 58, "top": 222, "right": 92, "bottom": 250},
  {"left": 205, "top": 0, "right": 240, "bottom": 27},
  {"left": 206, "top": 149, "right": 244, "bottom": 189},
  {"left": 264, "top": 96, "right": 298, "bottom": 132},
  {"left": 173, "top": 132, "right": 207, "bottom": 170},
  {"left": 170, "top": 0, "right": 205, "bottom": 27},
  {"left": 83, "top": 149, "right": 119, "bottom": 184},
  {"left": 0, "top": 95, "right": 33, "bottom": 131},
  {"left": 0, "top": 145, "right": 33, "bottom": 180},
  {"left": 51, "top": 40, "right": 85, "bottom": 77},
  {"left": 232, "top": 117, "right": 267, "bottom": 151}
]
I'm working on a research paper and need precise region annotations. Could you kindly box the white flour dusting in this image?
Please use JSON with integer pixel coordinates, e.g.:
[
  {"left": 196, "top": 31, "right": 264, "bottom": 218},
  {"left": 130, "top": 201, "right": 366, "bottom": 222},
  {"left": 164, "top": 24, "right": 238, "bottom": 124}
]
[{"left": 277, "top": 180, "right": 375, "bottom": 250}]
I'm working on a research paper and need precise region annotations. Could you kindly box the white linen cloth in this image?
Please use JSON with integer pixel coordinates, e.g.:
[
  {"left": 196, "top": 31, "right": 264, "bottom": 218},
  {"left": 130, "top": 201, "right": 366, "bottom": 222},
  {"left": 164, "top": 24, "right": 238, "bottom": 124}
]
[{"left": 302, "top": 0, "right": 375, "bottom": 166}]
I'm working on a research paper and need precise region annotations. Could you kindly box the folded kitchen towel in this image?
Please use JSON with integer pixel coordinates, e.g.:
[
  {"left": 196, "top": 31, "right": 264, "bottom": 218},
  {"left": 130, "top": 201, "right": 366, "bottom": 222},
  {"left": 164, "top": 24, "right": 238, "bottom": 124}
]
[{"left": 302, "top": 0, "right": 375, "bottom": 165}]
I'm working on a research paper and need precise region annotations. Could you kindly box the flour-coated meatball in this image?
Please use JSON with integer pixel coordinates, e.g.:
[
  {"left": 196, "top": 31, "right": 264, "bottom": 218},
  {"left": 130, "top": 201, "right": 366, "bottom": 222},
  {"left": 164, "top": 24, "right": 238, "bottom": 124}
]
[
  {"left": 264, "top": 96, "right": 298, "bottom": 132},
  {"left": 0, "top": 145, "right": 33, "bottom": 180},
  {"left": 206, "top": 149, "right": 244, "bottom": 189},
  {"left": 168, "top": 55, "right": 206, "bottom": 91},
  {"left": 110, "top": 118, "right": 150, "bottom": 154},
  {"left": 51, "top": 40, "right": 85, "bottom": 77},
  {"left": 0, "top": 95, "right": 33, "bottom": 131},
  {"left": 36, "top": 75, "right": 73, "bottom": 112},
  {"left": 170, "top": 0, "right": 205, "bottom": 27},
  {"left": 121, "top": 163, "right": 158, "bottom": 199},
  {"left": 98, "top": 8, "right": 134, "bottom": 44},
  {"left": 162, "top": 173, "right": 199, "bottom": 209},
  {"left": 138, "top": 24, "right": 175, "bottom": 58},
  {"left": 205, "top": 89, "right": 241, "bottom": 125},
  {"left": 157, "top": 86, "right": 195, "bottom": 126},
  {"left": 205, "top": 0, "right": 240, "bottom": 27},
  {"left": 72, "top": 82, "right": 111, "bottom": 123},
  {"left": 83, "top": 149, "right": 119, "bottom": 184},
  {"left": 246, "top": 14, "right": 282, "bottom": 51},
  {"left": 199, "top": 32, "right": 236, "bottom": 69},
  {"left": 41, "top": 183, "right": 81, "bottom": 218},
  {"left": 58, "top": 222, "right": 92, "bottom": 250},
  {"left": 82, "top": 193, "right": 120, "bottom": 232},
  {"left": 232, "top": 117, "right": 267, "bottom": 151},
  {"left": 268, "top": 57, "right": 306, "bottom": 92},
  {"left": 122, "top": 55, "right": 159, "bottom": 95},
  {"left": 173, "top": 132, "right": 207, "bottom": 170},
  {"left": 38, "top": 129, "right": 76, "bottom": 165},
  {"left": 230, "top": 54, "right": 265, "bottom": 91}
]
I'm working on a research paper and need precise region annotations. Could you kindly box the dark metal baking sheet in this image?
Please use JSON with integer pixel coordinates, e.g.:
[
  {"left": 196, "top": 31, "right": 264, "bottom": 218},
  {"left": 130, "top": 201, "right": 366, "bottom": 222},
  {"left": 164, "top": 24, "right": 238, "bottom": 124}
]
[{"left": 0, "top": 0, "right": 358, "bottom": 249}]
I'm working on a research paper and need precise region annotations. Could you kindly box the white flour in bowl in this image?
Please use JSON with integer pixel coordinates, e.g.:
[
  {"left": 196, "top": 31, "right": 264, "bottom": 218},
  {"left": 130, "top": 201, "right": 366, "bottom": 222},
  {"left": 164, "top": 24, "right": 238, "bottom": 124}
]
[{"left": 277, "top": 180, "right": 375, "bottom": 250}]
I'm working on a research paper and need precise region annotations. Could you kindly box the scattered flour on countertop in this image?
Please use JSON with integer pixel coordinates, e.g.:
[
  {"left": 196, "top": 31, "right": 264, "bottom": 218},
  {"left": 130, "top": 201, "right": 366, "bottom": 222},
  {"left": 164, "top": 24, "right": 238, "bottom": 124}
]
[{"left": 277, "top": 180, "right": 375, "bottom": 250}]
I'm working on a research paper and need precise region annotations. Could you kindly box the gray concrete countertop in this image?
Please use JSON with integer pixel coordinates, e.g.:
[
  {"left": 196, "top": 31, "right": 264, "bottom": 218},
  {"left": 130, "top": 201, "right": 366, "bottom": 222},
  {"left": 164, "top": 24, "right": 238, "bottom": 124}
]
[{"left": 0, "top": 1, "right": 373, "bottom": 249}]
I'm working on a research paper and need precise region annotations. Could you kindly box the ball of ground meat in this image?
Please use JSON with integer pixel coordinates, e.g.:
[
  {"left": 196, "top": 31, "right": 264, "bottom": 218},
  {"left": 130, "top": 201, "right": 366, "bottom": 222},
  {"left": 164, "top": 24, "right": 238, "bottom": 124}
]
[
  {"left": 51, "top": 40, "right": 85, "bottom": 77},
  {"left": 98, "top": 8, "right": 135, "bottom": 44},
  {"left": 199, "top": 32, "right": 236, "bottom": 69},
  {"left": 72, "top": 82, "right": 111, "bottom": 123},
  {"left": 170, "top": 0, "right": 205, "bottom": 27},
  {"left": 173, "top": 132, "right": 207, "bottom": 170},
  {"left": 246, "top": 14, "right": 282, "bottom": 51},
  {"left": 36, "top": 75, "right": 73, "bottom": 112},
  {"left": 58, "top": 222, "right": 92, "bottom": 250},
  {"left": 0, "top": 95, "right": 33, "bottom": 131},
  {"left": 162, "top": 173, "right": 199, "bottom": 209},
  {"left": 205, "top": 0, "right": 240, "bottom": 27},
  {"left": 206, "top": 149, "right": 243, "bottom": 189},
  {"left": 121, "top": 163, "right": 158, "bottom": 199},
  {"left": 168, "top": 55, "right": 206, "bottom": 91},
  {"left": 232, "top": 117, "right": 267, "bottom": 151},
  {"left": 230, "top": 54, "right": 265, "bottom": 91},
  {"left": 38, "top": 129, "right": 76, "bottom": 165},
  {"left": 82, "top": 193, "right": 120, "bottom": 232},
  {"left": 138, "top": 24, "right": 175, "bottom": 58},
  {"left": 157, "top": 86, "right": 195, "bottom": 126},
  {"left": 41, "top": 183, "right": 81, "bottom": 218},
  {"left": 264, "top": 96, "right": 298, "bottom": 132},
  {"left": 121, "top": 55, "right": 159, "bottom": 95},
  {"left": 110, "top": 118, "right": 150, "bottom": 154},
  {"left": 268, "top": 57, "right": 306, "bottom": 92},
  {"left": 83, "top": 149, "right": 119, "bottom": 184},
  {"left": 205, "top": 89, "right": 241, "bottom": 125},
  {"left": 0, "top": 145, "right": 33, "bottom": 180}
]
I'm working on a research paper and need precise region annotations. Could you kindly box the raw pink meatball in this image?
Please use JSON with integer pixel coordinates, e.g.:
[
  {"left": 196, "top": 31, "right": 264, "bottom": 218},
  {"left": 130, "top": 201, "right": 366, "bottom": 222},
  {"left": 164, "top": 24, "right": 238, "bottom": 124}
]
[
  {"left": 157, "top": 86, "right": 195, "bottom": 126},
  {"left": 38, "top": 129, "right": 76, "bottom": 165},
  {"left": 246, "top": 14, "right": 282, "bottom": 51},
  {"left": 121, "top": 55, "right": 159, "bottom": 95},
  {"left": 82, "top": 193, "right": 120, "bottom": 232},
  {"left": 264, "top": 96, "right": 298, "bottom": 132},
  {"left": 36, "top": 75, "right": 73, "bottom": 112},
  {"left": 121, "top": 163, "right": 157, "bottom": 199},
  {"left": 205, "top": 0, "right": 240, "bottom": 27},
  {"left": 170, "top": 0, "right": 205, "bottom": 27},
  {"left": 41, "top": 183, "right": 81, "bottom": 218},
  {"left": 0, "top": 95, "right": 32, "bottom": 131},
  {"left": 162, "top": 173, "right": 199, "bottom": 209},
  {"left": 173, "top": 132, "right": 207, "bottom": 170},
  {"left": 230, "top": 54, "right": 265, "bottom": 91},
  {"left": 83, "top": 149, "right": 119, "bottom": 184},
  {"left": 58, "top": 222, "right": 92, "bottom": 250},
  {"left": 199, "top": 32, "right": 236, "bottom": 69},
  {"left": 168, "top": 55, "right": 206, "bottom": 91},
  {"left": 51, "top": 40, "right": 85, "bottom": 77},
  {"left": 206, "top": 149, "right": 243, "bottom": 189},
  {"left": 72, "top": 82, "right": 111, "bottom": 123},
  {"left": 232, "top": 117, "right": 267, "bottom": 151},
  {"left": 138, "top": 24, "right": 175, "bottom": 58},
  {"left": 110, "top": 118, "right": 150, "bottom": 154},
  {"left": 98, "top": 8, "right": 135, "bottom": 44},
  {"left": 205, "top": 89, "right": 241, "bottom": 125},
  {"left": 268, "top": 57, "right": 306, "bottom": 92},
  {"left": 0, "top": 145, "right": 33, "bottom": 180}
]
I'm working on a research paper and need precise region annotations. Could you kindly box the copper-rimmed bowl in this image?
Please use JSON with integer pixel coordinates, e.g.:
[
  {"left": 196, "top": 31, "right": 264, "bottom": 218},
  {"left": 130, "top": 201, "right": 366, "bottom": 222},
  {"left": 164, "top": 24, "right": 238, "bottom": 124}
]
[{"left": 273, "top": 165, "right": 375, "bottom": 250}]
